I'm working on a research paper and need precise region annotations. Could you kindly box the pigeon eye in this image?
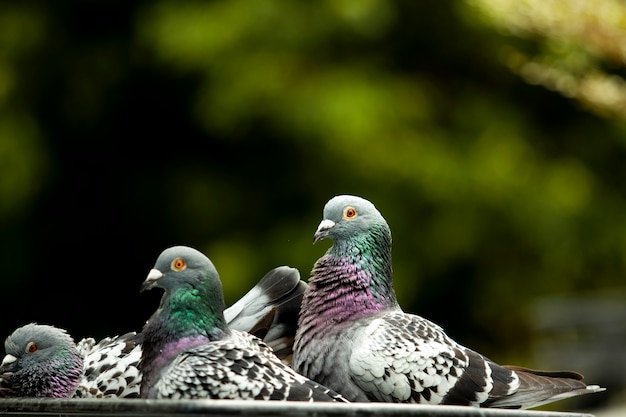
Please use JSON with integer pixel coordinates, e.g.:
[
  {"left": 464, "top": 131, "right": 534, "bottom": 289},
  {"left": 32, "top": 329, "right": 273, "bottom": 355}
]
[
  {"left": 343, "top": 207, "right": 358, "bottom": 220},
  {"left": 171, "top": 258, "right": 186, "bottom": 271},
  {"left": 25, "top": 342, "right": 37, "bottom": 353}
]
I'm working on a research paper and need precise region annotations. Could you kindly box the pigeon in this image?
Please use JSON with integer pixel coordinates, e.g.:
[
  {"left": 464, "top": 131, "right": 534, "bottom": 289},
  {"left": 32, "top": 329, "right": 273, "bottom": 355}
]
[
  {"left": 292, "top": 194, "right": 605, "bottom": 409},
  {"left": 0, "top": 323, "right": 141, "bottom": 398},
  {"left": 138, "top": 245, "right": 347, "bottom": 402},
  {"left": 0, "top": 266, "right": 307, "bottom": 399}
]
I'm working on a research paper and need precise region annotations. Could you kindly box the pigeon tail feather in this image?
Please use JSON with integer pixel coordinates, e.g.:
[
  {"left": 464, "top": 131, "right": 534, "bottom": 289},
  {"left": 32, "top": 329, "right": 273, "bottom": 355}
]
[
  {"left": 224, "top": 266, "right": 305, "bottom": 365},
  {"left": 484, "top": 366, "right": 606, "bottom": 409}
]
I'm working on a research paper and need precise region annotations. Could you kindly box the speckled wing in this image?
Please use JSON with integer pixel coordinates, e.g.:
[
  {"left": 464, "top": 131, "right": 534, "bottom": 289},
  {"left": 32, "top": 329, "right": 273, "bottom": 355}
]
[
  {"left": 76, "top": 332, "right": 142, "bottom": 398},
  {"left": 151, "top": 330, "right": 345, "bottom": 402},
  {"left": 349, "top": 311, "right": 518, "bottom": 405}
]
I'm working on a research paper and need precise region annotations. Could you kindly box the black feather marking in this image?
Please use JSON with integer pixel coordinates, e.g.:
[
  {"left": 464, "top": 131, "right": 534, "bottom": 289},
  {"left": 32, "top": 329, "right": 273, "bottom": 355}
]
[
  {"left": 488, "top": 362, "right": 517, "bottom": 398},
  {"left": 505, "top": 366, "right": 583, "bottom": 380}
]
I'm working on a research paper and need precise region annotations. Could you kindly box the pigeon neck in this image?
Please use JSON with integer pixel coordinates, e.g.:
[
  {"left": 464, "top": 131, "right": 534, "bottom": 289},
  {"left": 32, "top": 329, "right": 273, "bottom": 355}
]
[
  {"left": 19, "top": 347, "right": 83, "bottom": 398},
  {"left": 140, "top": 285, "right": 229, "bottom": 392},
  {"left": 303, "top": 226, "right": 397, "bottom": 326},
  {"left": 147, "top": 285, "right": 229, "bottom": 342},
  {"left": 170, "top": 285, "right": 228, "bottom": 334},
  {"left": 47, "top": 350, "right": 83, "bottom": 398}
]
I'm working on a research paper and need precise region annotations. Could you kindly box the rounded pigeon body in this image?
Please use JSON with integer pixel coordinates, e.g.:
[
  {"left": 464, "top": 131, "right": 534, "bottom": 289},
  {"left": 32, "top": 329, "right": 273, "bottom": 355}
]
[
  {"left": 139, "top": 245, "right": 347, "bottom": 402},
  {"left": 293, "top": 194, "right": 605, "bottom": 409},
  {"left": 0, "top": 323, "right": 141, "bottom": 398}
]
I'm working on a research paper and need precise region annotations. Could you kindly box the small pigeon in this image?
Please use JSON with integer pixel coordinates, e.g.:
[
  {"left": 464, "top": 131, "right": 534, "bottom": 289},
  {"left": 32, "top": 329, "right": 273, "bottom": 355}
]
[
  {"left": 0, "top": 323, "right": 141, "bottom": 398},
  {"left": 139, "top": 245, "right": 348, "bottom": 401},
  {"left": 293, "top": 195, "right": 605, "bottom": 409},
  {"left": 0, "top": 267, "right": 306, "bottom": 399}
]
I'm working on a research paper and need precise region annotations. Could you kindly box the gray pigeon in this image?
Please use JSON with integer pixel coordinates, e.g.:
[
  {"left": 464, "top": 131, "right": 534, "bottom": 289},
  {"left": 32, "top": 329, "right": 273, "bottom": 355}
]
[
  {"left": 139, "top": 245, "right": 347, "bottom": 402},
  {"left": 292, "top": 194, "right": 605, "bottom": 409},
  {"left": 0, "top": 266, "right": 307, "bottom": 399},
  {"left": 0, "top": 323, "right": 141, "bottom": 398}
]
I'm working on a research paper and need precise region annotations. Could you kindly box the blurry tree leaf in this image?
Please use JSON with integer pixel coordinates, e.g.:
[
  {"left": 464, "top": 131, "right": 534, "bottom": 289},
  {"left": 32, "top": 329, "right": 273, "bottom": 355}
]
[{"left": 467, "top": 0, "right": 626, "bottom": 119}]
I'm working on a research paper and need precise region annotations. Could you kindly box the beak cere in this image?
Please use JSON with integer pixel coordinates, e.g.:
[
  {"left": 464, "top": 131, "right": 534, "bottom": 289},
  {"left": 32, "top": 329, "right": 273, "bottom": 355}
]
[
  {"left": 313, "top": 219, "right": 336, "bottom": 244},
  {"left": 140, "top": 269, "right": 164, "bottom": 292}
]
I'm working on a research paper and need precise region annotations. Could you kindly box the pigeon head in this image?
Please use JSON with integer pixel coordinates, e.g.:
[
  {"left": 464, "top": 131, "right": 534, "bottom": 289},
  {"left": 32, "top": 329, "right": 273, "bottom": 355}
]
[
  {"left": 0, "top": 323, "right": 83, "bottom": 398},
  {"left": 141, "top": 245, "right": 221, "bottom": 295},
  {"left": 314, "top": 195, "right": 391, "bottom": 246},
  {"left": 140, "top": 246, "right": 229, "bottom": 346}
]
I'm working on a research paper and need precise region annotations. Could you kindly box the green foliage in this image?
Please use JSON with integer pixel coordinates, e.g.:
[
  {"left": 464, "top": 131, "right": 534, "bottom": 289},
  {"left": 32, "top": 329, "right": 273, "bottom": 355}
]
[
  {"left": 470, "top": 0, "right": 626, "bottom": 119},
  {"left": 0, "top": 2, "right": 624, "bottom": 403}
]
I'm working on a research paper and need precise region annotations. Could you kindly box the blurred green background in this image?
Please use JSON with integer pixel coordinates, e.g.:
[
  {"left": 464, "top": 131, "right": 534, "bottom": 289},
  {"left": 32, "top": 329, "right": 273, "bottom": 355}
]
[{"left": 1, "top": 0, "right": 624, "bottom": 411}]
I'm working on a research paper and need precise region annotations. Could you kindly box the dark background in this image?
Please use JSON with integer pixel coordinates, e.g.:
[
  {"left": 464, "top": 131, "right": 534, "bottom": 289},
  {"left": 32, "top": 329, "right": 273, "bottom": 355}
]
[{"left": 1, "top": 1, "right": 624, "bottom": 412}]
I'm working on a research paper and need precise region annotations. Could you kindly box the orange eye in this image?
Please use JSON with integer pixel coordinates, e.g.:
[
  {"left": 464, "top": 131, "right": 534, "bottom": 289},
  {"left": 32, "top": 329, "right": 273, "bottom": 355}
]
[
  {"left": 343, "top": 206, "right": 358, "bottom": 220},
  {"left": 25, "top": 342, "right": 37, "bottom": 353},
  {"left": 171, "top": 257, "right": 186, "bottom": 271}
]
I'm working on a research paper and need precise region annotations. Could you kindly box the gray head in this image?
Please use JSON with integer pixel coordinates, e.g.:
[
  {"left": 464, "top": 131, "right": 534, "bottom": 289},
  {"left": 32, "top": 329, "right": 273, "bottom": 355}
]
[
  {"left": 141, "top": 246, "right": 221, "bottom": 294},
  {"left": 314, "top": 195, "right": 390, "bottom": 244},
  {"left": 0, "top": 323, "right": 82, "bottom": 397}
]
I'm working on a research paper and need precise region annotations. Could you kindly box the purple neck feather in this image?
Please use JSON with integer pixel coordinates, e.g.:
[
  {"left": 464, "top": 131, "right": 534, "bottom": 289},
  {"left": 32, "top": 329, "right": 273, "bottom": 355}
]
[
  {"left": 25, "top": 352, "right": 83, "bottom": 398},
  {"left": 48, "top": 367, "right": 81, "bottom": 398},
  {"left": 298, "top": 223, "right": 397, "bottom": 343},
  {"left": 151, "top": 335, "right": 209, "bottom": 370},
  {"left": 298, "top": 255, "right": 396, "bottom": 341}
]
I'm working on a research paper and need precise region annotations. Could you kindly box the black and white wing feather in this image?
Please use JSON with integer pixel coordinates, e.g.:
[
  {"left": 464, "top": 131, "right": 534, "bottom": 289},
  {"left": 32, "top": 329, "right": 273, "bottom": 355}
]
[
  {"left": 349, "top": 311, "right": 603, "bottom": 409},
  {"left": 349, "top": 312, "right": 474, "bottom": 404},
  {"left": 76, "top": 332, "right": 142, "bottom": 398},
  {"left": 150, "top": 330, "right": 345, "bottom": 402}
]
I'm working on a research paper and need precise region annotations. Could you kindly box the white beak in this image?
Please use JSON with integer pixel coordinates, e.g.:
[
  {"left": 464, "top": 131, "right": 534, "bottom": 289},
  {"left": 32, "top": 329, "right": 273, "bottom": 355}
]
[{"left": 1, "top": 354, "right": 17, "bottom": 366}]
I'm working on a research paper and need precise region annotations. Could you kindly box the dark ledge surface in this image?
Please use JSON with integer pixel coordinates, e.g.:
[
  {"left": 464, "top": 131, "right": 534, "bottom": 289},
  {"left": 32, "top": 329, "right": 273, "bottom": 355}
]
[{"left": 0, "top": 399, "right": 596, "bottom": 417}]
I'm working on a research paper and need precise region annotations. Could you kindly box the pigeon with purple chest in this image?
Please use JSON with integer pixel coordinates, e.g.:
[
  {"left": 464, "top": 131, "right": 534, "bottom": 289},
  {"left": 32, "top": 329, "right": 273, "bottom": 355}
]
[
  {"left": 139, "top": 245, "right": 347, "bottom": 402},
  {"left": 0, "top": 323, "right": 141, "bottom": 398},
  {"left": 292, "top": 194, "right": 605, "bottom": 409}
]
